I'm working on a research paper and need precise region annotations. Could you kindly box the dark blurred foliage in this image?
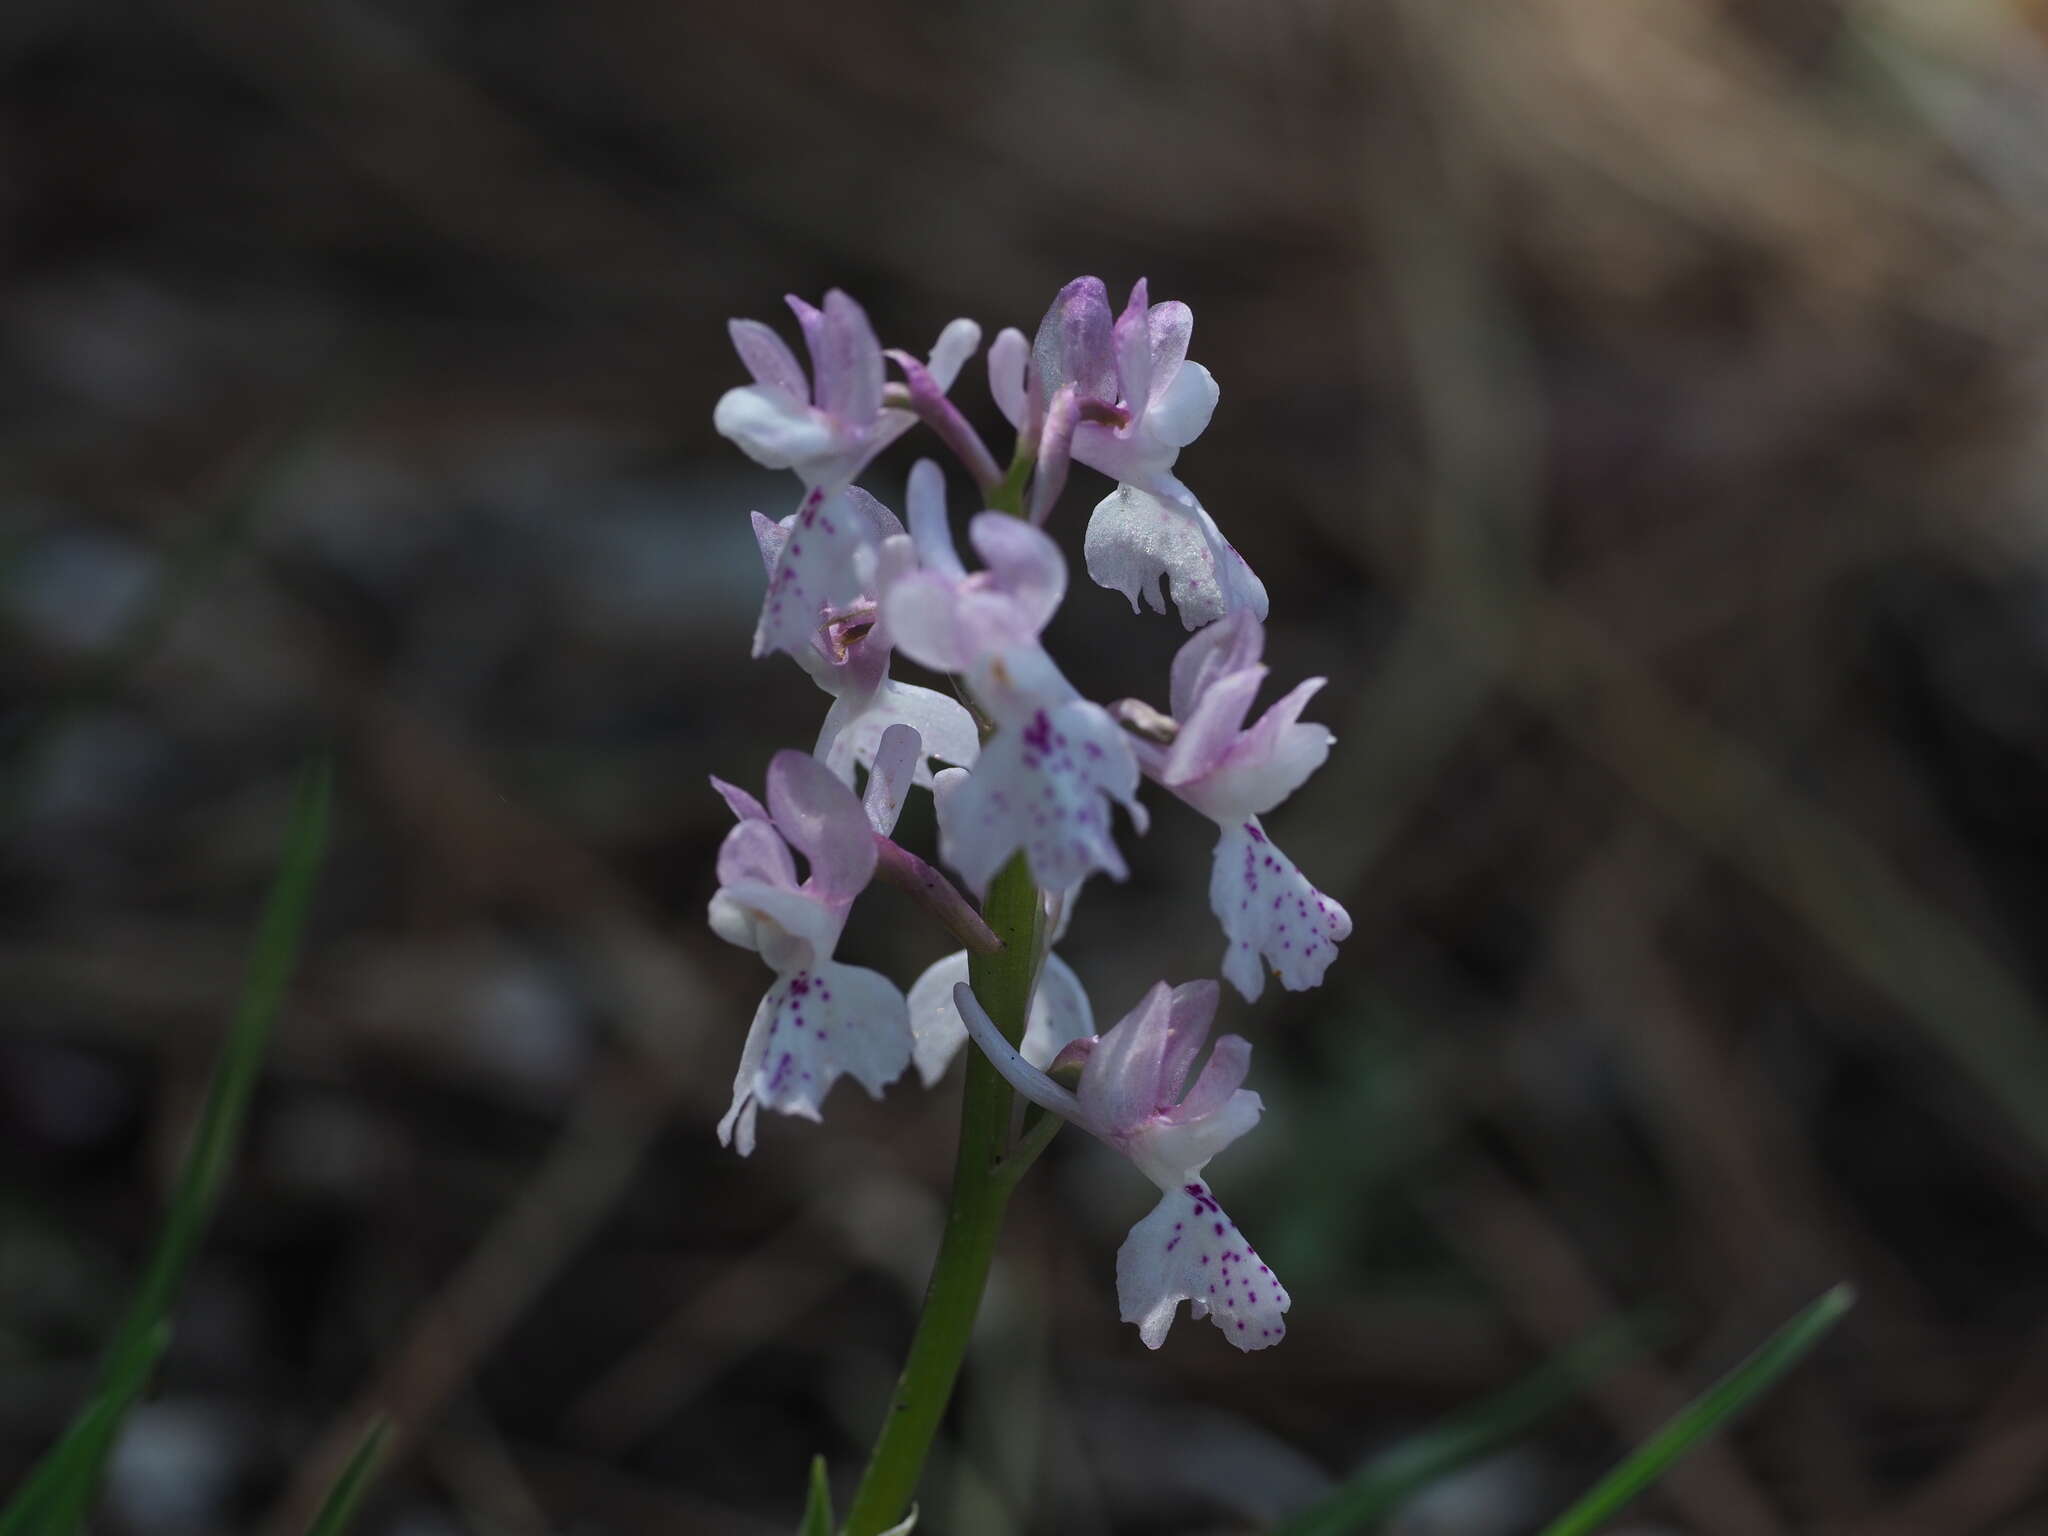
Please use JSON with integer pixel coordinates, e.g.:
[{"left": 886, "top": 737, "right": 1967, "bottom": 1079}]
[{"left": 8, "top": 1, "right": 2048, "bottom": 1532}]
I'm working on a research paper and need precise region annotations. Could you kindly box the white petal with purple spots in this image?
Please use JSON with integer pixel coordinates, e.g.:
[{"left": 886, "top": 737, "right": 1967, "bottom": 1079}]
[
  {"left": 718, "top": 960, "right": 911, "bottom": 1155},
  {"left": 937, "top": 699, "right": 1146, "bottom": 896},
  {"left": 1209, "top": 819, "right": 1351, "bottom": 1002},
  {"left": 1116, "top": 1181, "right": 1289, "bottom": 1351}
]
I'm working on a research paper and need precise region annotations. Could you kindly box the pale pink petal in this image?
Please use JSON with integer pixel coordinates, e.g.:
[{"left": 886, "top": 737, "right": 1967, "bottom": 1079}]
[
  {"left": 1209, "top": 820, "right": 1351, "bottom": 1002},
  {"left": 1161, "top": 1033, "right": 1250, "bottom": 1126},
  {"left": 714, "top": 385, "right": 837, "bottom": 473},
  {"left": 1115, "top": 1183, "right": 1288, "bottom": 1350},
  {"left": 862, "top": 722, "right": 920, "bottom": 836},
  {"left": 1113, "top": 278, "right": 1153, "bottom": 412},
  {"left": 936, "top": 699, "right": 1143, "bottom": 895},
  {"left": 814, "top": 290, "right": 885, "bottom": 425},
  {"left": 822, "top": 678, "right": 980, "bottom": 789},
  {"left": 909, "top": 949, "right": 1087, "bottom": 1086},
  {"left": 1182, "top": 679, "right": 1333, "bottom": 822},
  {"left": 766, "top": 748, "right": 876, "bottom": 902},
  {"left": 1135, "top": 1087, "right": 1263, "bottom": 1190},
  {"left": 925, "top": 317, "right": 982, "bottom": 394},
  {"left": 717, "top": 988, "right": 775, "bottom": 1154},
  {"left": 754, "top": 487, "right": 883, "bottom": 659},
  {"left": 1084, "top": 486, "right": 1269, "bottom": 630},
  {"left": 988, "top": 326, "right": 1029, "bottom": 427},
  {"left": 728, "top": 317, "right": 808, "bottom": 398},
  {"left": 1155, "top": 979, "right": 1222, "bottom": 1106},
  {"left": 882, "top": 570, "right": 975, "bottom": 674},
  {"left": 749, "top": 510, "right": 787, "bottom": 577},
  {"left": 1076, "top": 980, "right": 1175, "bottom": 1135},
  {"left": 1026, "top": 953, "right": 1094, "bottom": 1068},
  {"left": 905, "top": 458, "right": 965, "bottom": 578},
  {"left": 1162, "top": 665, "right": 1266, "bottom": 789},
  {"left": 786, "top": 293, "right": 826, "bottom": 369},
  {"left": 1032, "top": 276, "right": 1116, "bottom": 406},
  {"left": 713, "top": 815, "right": 792, "bottom": 889},
  {"left": 1169, "top": 609, "right": 1264, "bottom": 723},
  {"left": 1144, "top": 301, "right": 1194, "bottom": 408},
  {"left": 711, "top": 775, "right": 770, "bottom": 825},
  {"left": 741, "top": 959, "right": 912, "bottom": 1125},
  {"left": 707, "top": 879, "right": 840, "bottom": 974},
  {"left": 906, "top": 950, "right": 974, "bottom": 1086},
  {"left": 965, "top": 513, "right": 1065, "bottom": 634},
  {"left": 1147, "top": 359, "right": 1218, "bottom": 449}
]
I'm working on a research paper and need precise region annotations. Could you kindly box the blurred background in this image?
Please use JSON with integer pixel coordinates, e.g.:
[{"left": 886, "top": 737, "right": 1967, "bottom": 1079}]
[{"left": 8, "top": 1, "right": 2048, "bottom": 1531}]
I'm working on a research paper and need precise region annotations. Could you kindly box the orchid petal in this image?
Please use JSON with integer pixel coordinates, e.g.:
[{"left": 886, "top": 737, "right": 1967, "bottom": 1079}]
[
  {"left": 1210, "top": 819, "right": 1351, "bottom": 1001},
  {"left": 1144, "top": 300, "right": 1194, "bottom": 407},
  {"left": 1033, "top": 276, "right": 1116, "bottom": 407},
  {"left": 1076, "top": 980, "right": 1175, "bottom": 1136},
  {"left": 905, "top": 458, "right": 966, "bottom": 579},
  {"left": 728, "top": 317, "right": 808, "bottom": 398},
  {"left": 1147, "top": 359, "right": 1217, "bottom": 448},
  {"left": 814, "top": 289, "right": 885, "bottom": 425},
  {"left": 1156, "top": 979, "right": 1221, "bottom": 1106},
  {"left": 925, "top": 317, "right": 982, "bottom": 394},
  {"left": 727, "top": 961, "right": 911, "bottom": 1138},
  {"left": 1113, "top": 278, "right": 1153, "bottom": 413},
  {"left": 1116, "top": 1183, "right": 1288, "bottom": 1351},
  {"left": 1169, "top": 608, "right": 1264, "bottom": 723},
  {"left": 714, "top": 386, "right": 837, "bottom": 474},
  {"left": 936, "top": 699, "right": 1143, "bottom": 895},
  {"left": 965, "top": 513, "right": 1066, "bottom": 634},
  {"left": 766, "top": 749, "right": 877, "bottom": 902},
  {"left": 905, "top": 950, "right": 1094, "bottom": 1086},
  {"left": 1085, "top": 486, "right": 1269, "bottom": 630},
  {"left": 710, "top": 775, "right": 770, "bottom": 826},
  {"left": 863, "top": 722, "right": 920, "bottom": 836},
  {"left": 754, "top": 487, "right": 884, "bottom": 659},
  {"left": 1163, "top": 665, "right": 1266, "bottom": 788},
  {"left": 749, "top": 510, "right": 787, "bottom": 577},
  {"left": 1182, "top": 678, "right": 1333, "bottom": 822},
  {"left": 988, "top": 326, "right": 1029, "bottom": 427},
  {"left": 822, "top": 679, "right": 979, "bottom": 789},
  {"left": 707, "top": 878, "right": 840, "bottom": 975}
]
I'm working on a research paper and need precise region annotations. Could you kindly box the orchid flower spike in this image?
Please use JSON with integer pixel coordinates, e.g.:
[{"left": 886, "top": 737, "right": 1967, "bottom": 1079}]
[
  {"left": 747, "top": 491, "right": 977, "bottom": 784},
  {"left": 885, "top": 462, "right": 1148, "bottom": 896},
  {"left": 708, "top": 751, "right": 913, "bottom": 1155},
  {"left": 1119, "top": 611, "right": 1351, "bottom": 1000},
  {"left": 955, "top": 977, "right": 1289, "bottom": 1351},
  {"left": 990, "top": 277, "right": 1267, "bottom": 629}
]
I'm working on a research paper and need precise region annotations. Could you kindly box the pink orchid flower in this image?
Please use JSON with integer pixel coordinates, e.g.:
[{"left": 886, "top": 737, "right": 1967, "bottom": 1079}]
[
  {"left": 989, "top": 278, "right": 1267, "bottom": 629},
  {"left": 884, "top": 462, "right": 1147, "bottom": 894},
  {"left": 708, "top": 750, "right": 914, "bottom": 1155},
  {"left": 1122, "top": 611, "right": 1351, "bottom": 1000},
  {"left": 715, "top": 289, "right": 977, "bottom": 491},
  {"left": 747, "top": 489, "right": 977, "bottom": 785},
  {"left": 955, "top": 977, "right": 1289, "bottom": 1351}
]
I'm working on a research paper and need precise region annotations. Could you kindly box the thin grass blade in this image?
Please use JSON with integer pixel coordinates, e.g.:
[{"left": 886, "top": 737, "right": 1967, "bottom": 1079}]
[
  {"left": 303, "top": 1420, "right": 390, "bottom": 1536},
  {"left": 0, "top": 759, "right": 333, "bottom": 1533},
  {"left": 799, "top": 1453, "right": 833, "bottom": 1536},
  {"left": 1537, "top": 1284, "right": 1855, "bottom": 1536},
  {"left": 1273, "top": 1311, "right": 1663, "bottom": 1536}
]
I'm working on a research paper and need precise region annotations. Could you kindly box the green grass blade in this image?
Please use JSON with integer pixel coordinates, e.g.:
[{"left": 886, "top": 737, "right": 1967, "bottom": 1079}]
[
  {"left": 800, "top": 1454, "right": 834, "bottom": 1536},
  {"left": 1273, "top": 1311, "right": 1663, "bottom": 1536},
  {"left": 1537, "top": 1285, "right": 1855, "bottom": 1536},
  {"left": 0, "top": 759, "right": 333, "bottom": 1534},
  {"left": 303, "top": 1420, "right": 390, "bottom": 1536}
]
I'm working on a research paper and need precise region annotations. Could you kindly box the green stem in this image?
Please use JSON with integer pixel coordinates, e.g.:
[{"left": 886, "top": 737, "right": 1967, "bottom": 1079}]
[{"left": 842, "top": 854, "right": 1042, "bottom": 1535}]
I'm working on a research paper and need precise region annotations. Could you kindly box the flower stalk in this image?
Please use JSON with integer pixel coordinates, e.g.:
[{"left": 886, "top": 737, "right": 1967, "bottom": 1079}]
[{"left": 842, "top": 851, "right": 1042, "bottom": 1535}]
